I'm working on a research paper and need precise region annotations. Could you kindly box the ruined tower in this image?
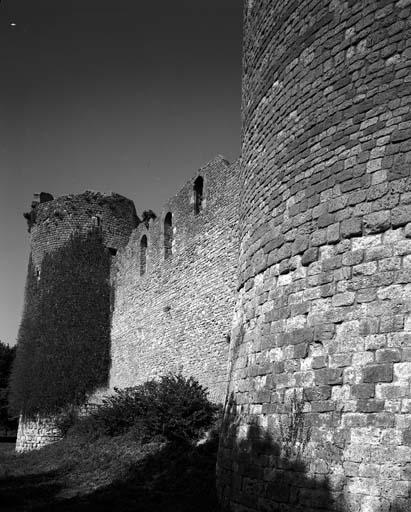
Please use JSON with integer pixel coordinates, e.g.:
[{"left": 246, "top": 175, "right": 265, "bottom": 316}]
[
  {"left": 16, "top": 191, "right": 137, "bottom": 451},
  {"left": 217, "top": 1, "right": 411, "bottom": 511},
  {"left": 27, "top": 190, "right": 138, "bottom": 271}
]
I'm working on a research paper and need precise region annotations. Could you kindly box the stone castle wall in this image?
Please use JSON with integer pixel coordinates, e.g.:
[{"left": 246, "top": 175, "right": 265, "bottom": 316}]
[
  {"left": 16, "top": 157, "right": 240, "bottom": 450},
  {"left": 15, "top": 415, "right": 61, "bottom": 452},
  {"left": 217, "top": 1, "right": 411, "bottom": 511},
  {"left": 110, "top": 156, "right": 240, "bottom": 402}
]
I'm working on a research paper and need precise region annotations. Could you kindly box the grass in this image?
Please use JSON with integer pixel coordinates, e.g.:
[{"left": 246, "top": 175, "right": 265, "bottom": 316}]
[
  {"left": 0, "top": 442, "right": 15, "bottom": 455},
  {"left": 0, "top": 434, "right": 220, "bottom": 511}
]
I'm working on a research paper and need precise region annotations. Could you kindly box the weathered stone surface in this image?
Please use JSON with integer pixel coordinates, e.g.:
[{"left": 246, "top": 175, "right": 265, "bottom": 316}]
[
  {"left": 301, "top": 247, "right": 319, "bottom": 266},
  {"left": 363, "top": 364, "right": 394, "bottom": 384},
  {"left": 376, "top": 349, "right": 401, "bottom": 363},
  {"left": 110, "top": 157, "right": 239, "bottom": 402},
  {"left": 217, "top": 2, "right": 411, "bottom": 511},
  {"left": 392, "top": 205, "right": 411, "bottom": 227},
  {"left": 332, "top": 292, "right": 356, "bottom": 307},
  {"left": 363, "top": 211, "right": 391, "bottom": 234},
  {"left": 16, "top": 415, "right": 61, "bottom": 453},
  {"left": 341, "top": 218, "right": 363, "bottom": 239},
  {"left": 304, "top": 386, "right": 332, "bottom": 401},
  {"left": 292, "top": 234, "right": 309, "bottom": 256},
  {"left": 351, "top": 384, "right": 375, "bottom": 399}
]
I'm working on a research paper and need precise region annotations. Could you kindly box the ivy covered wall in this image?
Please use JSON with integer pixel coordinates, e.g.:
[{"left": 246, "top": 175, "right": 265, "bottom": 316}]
[{"left": 10, "top": 230, "right": 112, "bottom": 419}]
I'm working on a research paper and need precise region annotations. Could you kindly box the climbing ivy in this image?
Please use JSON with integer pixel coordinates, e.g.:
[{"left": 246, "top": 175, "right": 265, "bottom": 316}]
[{"left": 10, "top": 229, "right": 112, "bottom": 418}]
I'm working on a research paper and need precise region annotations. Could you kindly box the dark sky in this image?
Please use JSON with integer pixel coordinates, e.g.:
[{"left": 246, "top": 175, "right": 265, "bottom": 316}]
[{"left": 0, "top": 0, "right": 243, "bottom": 345}]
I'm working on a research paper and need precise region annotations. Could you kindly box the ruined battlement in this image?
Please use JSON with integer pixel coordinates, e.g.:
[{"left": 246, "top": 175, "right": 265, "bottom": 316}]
[
  {"left": 110, "top": 156, "right": 240, "bottom": 402},
  {"left": 25, "top": 190, "right": 138, "bottom": 270}
]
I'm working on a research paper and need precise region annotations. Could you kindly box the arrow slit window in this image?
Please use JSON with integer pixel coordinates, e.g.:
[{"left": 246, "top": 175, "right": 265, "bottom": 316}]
[
  {"left": 194, "top": 176, "right": 204, "bottom": 215},
  {"left": 140, "top": 235, "right": 147, "bottom": 275},
  {"left": 164, "top": 213, "right": 173, "bottom": 260}
]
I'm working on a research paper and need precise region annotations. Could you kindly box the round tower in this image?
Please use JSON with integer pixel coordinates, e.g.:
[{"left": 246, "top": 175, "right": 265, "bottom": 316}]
[
  {"left": 27, "top": 190, "right": 138, "bottom": 270},
  {"left": 218, "top": 1, "right": 411, "bottom": 511},
  {"left": 15, "top": 191, "right": 138, "bottom": 452}
]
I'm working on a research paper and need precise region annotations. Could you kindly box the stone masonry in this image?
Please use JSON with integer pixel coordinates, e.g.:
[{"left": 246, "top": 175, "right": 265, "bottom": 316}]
[
  {"left": 16, "top": 158, "right": 240, "bottom": 449},
  {"left": 217, "top": 1, "right": 411, "bottom": 511},
  {"left": 15, "top": 415, "right": 62, "bottom": 452},
  {"left": 110, "top": 156, "right": 240, "bottom": 402}
]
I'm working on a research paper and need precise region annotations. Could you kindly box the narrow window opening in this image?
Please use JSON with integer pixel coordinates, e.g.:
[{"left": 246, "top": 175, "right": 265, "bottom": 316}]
[
  {"left": 193, "top": 176, "right": 204, "bottom": 215},
  {"left": 140, "top": 235, "right": 147, "bottom": 276},
  {"left": 92, "top": 215, "right": 101, "bottom": 228},
  {"left": 164, "top": 212, "right": 173, "bottom": 260}
]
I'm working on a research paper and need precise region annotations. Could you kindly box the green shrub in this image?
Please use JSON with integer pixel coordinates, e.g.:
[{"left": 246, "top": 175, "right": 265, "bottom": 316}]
[
  {"left": 69, "top": 374, "right": 218, "bottom": 445},
  {"left": 0, "top": 341, "right": 17, "bottom": 432},
  {"left": 9, "top": 229, "right": 112, "bottom": 418},
  {"left": 54, "top": 406, "right": 80, "bottom": 437}
]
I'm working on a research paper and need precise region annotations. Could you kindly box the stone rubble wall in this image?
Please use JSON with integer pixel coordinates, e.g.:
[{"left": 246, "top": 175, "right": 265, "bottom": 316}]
[
  {"left": 16, "top": 416, "right": 61, "bottom": 452},
  {"left": 110, "top": 156, "right": 240, "bottom": 402},
  {"left": 15, "top": 158, "right": 240, "bottom": 450},
  {"left": 217, "top": 1, "right": 411, "bottom": 511}
]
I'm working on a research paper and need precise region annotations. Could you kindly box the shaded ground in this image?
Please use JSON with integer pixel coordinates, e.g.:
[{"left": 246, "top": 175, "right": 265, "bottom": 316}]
[
  {"left": 0, "top": 442, "right": 15, "bottom": 455},
  {"left": 0, "top": 435, "right": 219, "bottom": 512}
]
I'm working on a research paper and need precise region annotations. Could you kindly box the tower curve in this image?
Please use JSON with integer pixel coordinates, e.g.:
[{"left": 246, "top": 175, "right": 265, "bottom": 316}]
[
  {"left": 27, "top": 190, "right": 138, "bottom": 270},
  {"left": 218, "top": 1, "right": 411, "bottom": 511},
  {"left": 15, "top": 191, "right": 138, "bottom": 452}
]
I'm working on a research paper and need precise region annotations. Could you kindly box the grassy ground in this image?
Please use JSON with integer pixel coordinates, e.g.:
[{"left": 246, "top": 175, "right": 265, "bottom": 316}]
[
  {"left": 0, "top": 435, "right": 220, "bottom": 511},
  {"left": 0, "top": 442, "right": 15, "bottom": 455}
]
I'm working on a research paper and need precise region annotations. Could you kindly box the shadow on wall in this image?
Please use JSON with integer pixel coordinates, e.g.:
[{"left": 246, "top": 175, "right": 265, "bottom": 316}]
[
  {"left": 390, "top": 494, "right": 411, "bottom": 512},
  {"left": 225, "top": 321, "right": 245, "bottom": 407},
  {"left": 218, "top": 394, "right": 411, "bottom": 512},
  {"left": 1, "top": 405, "right": 410, "bottom": 511},
  {"left": 218, "top": 393, "right": 341, "bottom": 512},
  {"left": 9, "top": 229, "right": 112, "bottom": 420}
]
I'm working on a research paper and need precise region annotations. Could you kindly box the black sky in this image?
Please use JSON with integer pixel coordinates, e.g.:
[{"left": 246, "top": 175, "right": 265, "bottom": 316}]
[{"left": 0, "top": 0, "right": 243, "bottom": 344}]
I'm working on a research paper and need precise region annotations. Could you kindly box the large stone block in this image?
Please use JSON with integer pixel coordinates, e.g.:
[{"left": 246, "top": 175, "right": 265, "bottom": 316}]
[{"left": 363, "top": 364, "right": 394, "bottom": 383}]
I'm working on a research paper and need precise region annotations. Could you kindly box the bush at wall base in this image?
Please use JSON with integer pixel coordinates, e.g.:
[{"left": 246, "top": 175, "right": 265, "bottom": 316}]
[{"left": 61, "top": 374, "right": 219, "bottom": 445}]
